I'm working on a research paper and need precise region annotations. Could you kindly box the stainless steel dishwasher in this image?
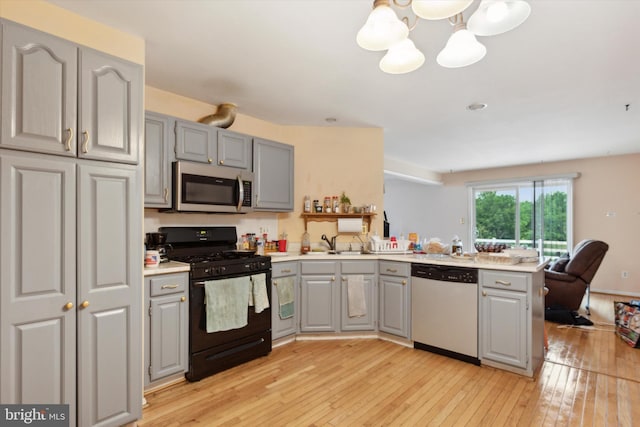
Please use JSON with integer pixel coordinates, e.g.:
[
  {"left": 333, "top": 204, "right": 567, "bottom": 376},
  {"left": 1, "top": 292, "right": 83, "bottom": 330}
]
[{"left": 411, "top": 263, "right": 480, "bottom": 365}]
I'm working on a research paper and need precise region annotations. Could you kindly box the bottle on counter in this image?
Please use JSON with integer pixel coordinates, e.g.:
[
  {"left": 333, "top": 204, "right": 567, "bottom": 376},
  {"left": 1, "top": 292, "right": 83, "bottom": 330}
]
[
  {"left": 452, "top": 235, "right": 463, "bottom": 255},
  {"left": 304, "top": 195, "right": 311, "bottom": 213},
  {"left": 301, "top": 231, "right": 311, "bottom": 254}
]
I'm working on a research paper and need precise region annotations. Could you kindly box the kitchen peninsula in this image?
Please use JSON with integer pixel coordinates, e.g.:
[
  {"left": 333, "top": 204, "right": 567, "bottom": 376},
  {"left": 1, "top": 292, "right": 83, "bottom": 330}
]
[{"left": 270, "top": 253, "right": 547, "bottom": 378}]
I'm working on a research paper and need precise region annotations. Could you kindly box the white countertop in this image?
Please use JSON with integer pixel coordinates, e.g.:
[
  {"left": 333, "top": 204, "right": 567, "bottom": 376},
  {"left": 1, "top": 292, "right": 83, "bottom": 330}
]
[
  {"left": 269, "top": 253, "right": 549, "bottom": 273},
  {"left": 143, "top": 261, "right": 190, "bottom": 276}
]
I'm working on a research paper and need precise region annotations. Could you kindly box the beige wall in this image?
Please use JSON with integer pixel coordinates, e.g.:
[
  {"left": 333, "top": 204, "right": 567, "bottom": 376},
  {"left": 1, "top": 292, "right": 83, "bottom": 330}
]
[
  {"left": 146, "top": 87, "right": 384, "bottom": 248},
  {"left": 443, "top": 154, "right": 640, "bottom": 296},
  {"left": 0, "top": 0, "right": 144, "bottom": 64}
]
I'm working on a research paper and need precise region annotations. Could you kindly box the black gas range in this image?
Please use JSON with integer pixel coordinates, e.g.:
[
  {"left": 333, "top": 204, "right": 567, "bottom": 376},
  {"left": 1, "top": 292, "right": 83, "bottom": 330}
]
[{"left": 159, "top": 226, "right": 272, "bottom": 381}]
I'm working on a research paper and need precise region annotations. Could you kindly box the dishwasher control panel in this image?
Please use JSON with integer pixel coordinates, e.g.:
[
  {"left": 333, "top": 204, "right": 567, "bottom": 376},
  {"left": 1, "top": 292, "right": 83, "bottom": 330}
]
[{"left": 411, "top": 264, "right": 478, "bottom": 283}]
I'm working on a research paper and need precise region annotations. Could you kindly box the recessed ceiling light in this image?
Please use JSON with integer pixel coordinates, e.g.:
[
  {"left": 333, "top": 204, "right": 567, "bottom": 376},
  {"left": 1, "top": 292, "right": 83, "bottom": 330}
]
[{"left": 467, "top": 103, "right": 487, "bottom": 111}]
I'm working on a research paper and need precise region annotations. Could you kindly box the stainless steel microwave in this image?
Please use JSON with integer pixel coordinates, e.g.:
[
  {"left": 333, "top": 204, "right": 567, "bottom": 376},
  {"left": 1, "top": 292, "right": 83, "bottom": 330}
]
[{"left": 171, "top": 161, "right": 254, "bottom": 213}]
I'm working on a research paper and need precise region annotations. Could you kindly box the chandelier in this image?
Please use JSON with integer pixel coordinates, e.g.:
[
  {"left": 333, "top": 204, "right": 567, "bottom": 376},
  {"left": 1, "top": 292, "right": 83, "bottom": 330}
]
[{"left": 356, "top": 0, "right": 531, "bottom": 74}]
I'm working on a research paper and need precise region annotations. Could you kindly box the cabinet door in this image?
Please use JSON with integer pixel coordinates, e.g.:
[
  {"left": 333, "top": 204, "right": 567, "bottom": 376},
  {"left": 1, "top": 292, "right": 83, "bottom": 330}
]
[
  {"left": 78, "top": 49, "right": 142, "bottom": 164},
  {"left": 480, "top": 287, "right": 528, "bottom": 369},
  {"left": 0, "top": 152, "right": 77, "bottom": 426},
  {"left": 144, "top": 112, "right": 173, "bottom": 207},
  {"left": 1, "top": 23, "right": 77, "bottom": 156},
  {"left": 252, "top": 138, "right": 294, "bottom": 211},
  {"left": 271, "top": 274, "right": 297, "bottom": 339},
  {"left": 150, "top": 293, "right": 188, "bottom": 381},
  {"left": 341, "top": 274, "right": 376, "bottom": 331},
  {"left": 379, "top": 275, "right": 410, "bottom": 338},
  {"left": 300, "top": 275, "right": 337, "bottom": 332},
  {"left": 175, "top": 119, "right": 217, "bottom": 164},
  {"left": 76, "top": 162, "right": 142, "bottom": 426},
  {"left": 217, "top": 129, "right": 252, "bottom": 169}
]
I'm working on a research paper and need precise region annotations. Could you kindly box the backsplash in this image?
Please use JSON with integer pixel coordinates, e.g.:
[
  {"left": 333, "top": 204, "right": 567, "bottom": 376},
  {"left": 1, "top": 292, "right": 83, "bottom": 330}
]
[{"left": 144, "top": 209, "right": 280, "bottom": 242}]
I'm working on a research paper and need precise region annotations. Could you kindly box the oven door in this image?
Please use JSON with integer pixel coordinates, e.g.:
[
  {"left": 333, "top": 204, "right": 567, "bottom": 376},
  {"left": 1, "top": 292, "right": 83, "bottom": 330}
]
[
  {"left": 190, "top": 271, "right": 271, "bottom": 354},
  {"left": 173, "top": 161, "right": 253, "bottom": 213}
]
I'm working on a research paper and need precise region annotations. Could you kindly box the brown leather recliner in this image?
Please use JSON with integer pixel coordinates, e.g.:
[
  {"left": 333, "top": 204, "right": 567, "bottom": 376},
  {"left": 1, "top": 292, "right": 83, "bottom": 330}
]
[{"left": 544, "top": 239, "right": 609, "bottom": 313}]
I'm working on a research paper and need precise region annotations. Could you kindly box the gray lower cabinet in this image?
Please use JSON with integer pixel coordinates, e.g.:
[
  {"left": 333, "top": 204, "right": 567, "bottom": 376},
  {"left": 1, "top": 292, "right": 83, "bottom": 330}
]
[
  {"left": 144, "top": 112, "right": 174, "bottom": 207},
  {"left": 0, "top": 150, "right": 142, "bottom": 427},
  {"left": 300, "top": 261, "right": 339, "bottom": 332},
  {"left": 479, "top": 270, "right": 530, "bottom": 370},
  {"left": 252, "top": 137, "right": 294, "bottom": 211},
  {"left": 378, "top": 261, "right": 411, "bottom": 338},
  {"left": 175, "top": 119, "right": 217, "bottom": 164},
  {"left": 271, "top": 262, "right": 298, "bottom": 340},
  {"left": 217, "top": 129, "right": 252, "bottom": 169},
  {"left": 1, "top": 21, "right": 142, "bottom": 164},
  {"left": 340, "top": 261, "right": 377, "bottom": 331},
  {"left": 144, "top": 272, "right": 189, "bottom": 387}
]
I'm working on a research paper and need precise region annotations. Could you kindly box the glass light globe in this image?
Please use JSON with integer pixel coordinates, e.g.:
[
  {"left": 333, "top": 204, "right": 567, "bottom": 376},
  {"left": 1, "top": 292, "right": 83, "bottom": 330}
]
[
  {"left": 436, "top": 28, "right": 486, "bottom": 68},
  {"left": 357, "top": 4, "right": 409, "bottom": 51},
  {"left": 379, "top": 38, "right": 425, "bottom": 74},
  {"left": 467, "top": 0, "right": 531, "bottom": 36},
  {"left": 411, "top": 0, "right": 473, "bottom": 20}
]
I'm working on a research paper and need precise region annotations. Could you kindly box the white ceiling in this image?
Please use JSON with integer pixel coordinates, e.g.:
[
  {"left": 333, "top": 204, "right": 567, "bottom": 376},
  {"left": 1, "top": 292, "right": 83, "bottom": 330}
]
[{"left": 48, "top": 0, "right": 640, "bottom": 174}]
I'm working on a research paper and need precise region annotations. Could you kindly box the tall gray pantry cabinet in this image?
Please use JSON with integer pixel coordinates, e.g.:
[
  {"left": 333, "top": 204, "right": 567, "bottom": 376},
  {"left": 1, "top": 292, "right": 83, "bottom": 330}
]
[{"left": 0, "top": 20, "right": 143, "bottom": 427}]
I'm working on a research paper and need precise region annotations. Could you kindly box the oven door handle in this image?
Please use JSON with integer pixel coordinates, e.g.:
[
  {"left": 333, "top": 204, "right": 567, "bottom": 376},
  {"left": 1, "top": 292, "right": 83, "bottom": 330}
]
[
  {"left": 194, "top": 281, "right": 205, "bottom": 287},
  {"left": 236, "top": 175, "right": 244, "bottom": 212}
]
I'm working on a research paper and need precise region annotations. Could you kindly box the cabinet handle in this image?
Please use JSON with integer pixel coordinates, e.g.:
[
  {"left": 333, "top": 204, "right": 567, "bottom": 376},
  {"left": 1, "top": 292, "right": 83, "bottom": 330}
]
[
  {"left": 180, "top": 296, "right": 186, "bottom": 302},
  {"left": 386, "top": 268, "right": 398, "bottom": 273},
  {"left": 281, "top": 269, "right": 291, "bottom": 273},
  {"left": 64, "top": 128, "right": 73, "bottom": 151},
  {"left": 163, "top": 188, "right": 168, "bottom": 202},
  {"left": 401, "top": 280, "right": 407, "bottom": 285},
  {"left": 342, "top": 277, "right": 347, "bottom": 282},
  {"left": 161, "top": 284, "right": 179, "bottom": 289},
  {"left": 219, "top": 160, "right": 224, "bottom": 165},
  {"left": 331, "top": 276, "right": 335, "bottom": 282},
  {"left": 482, "top": 291, "right": 487, "bottom": 297},
  {"left": 81, "top": 131, "right": 90, "bottom": 153},
  {"left": 273, "top": 281, "right": 278, "bottom": 286},
  {"left": 80, "top": 300, "right": 90, "bottom": 309},
  {"left": 207, "top": 158, "right": 213, "bottom": 163},
  {"left": 495, "top": 280, "right": 511, "bottom": 286},
  {"left": 64, "top": 302, "right": 74, "bottom": 310}
]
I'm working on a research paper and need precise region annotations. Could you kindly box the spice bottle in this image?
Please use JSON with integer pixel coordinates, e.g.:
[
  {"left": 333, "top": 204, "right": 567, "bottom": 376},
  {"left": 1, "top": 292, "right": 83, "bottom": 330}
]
[
  {"left": 324, "top": 196, "right": 332, "bottom": 213},
  {"left": 332, "top": 196, "right": 339, "bottom": 213},
  {"left": 301, "top": 231, "right": 311, "bottom": 254},
  {"left": 304, "top": 195, "right": 311, "bottom": 213}
]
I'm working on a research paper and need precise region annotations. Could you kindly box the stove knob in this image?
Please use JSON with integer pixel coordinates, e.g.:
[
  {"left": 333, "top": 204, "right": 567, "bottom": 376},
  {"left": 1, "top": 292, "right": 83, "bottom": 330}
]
[{"left": 220, "top": 266, "right": 226, "bottom": 273}]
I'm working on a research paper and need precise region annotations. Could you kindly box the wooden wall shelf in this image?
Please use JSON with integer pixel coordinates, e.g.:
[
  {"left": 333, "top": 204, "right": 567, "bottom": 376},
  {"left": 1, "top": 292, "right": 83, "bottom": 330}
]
[{"left": 301, "top": 212, "right": 376, "bottom": 231}]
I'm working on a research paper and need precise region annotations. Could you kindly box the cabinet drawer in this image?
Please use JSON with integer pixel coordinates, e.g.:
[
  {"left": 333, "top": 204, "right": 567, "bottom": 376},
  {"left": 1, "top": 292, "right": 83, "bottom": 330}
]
[
  {"left": 481, "top": 270, "right": 528, "bottom": 292},
  {"left": 300, "top": 261, "right": 337, "bottom": 275},
  {"left": 341, "top": 261, "right": 376, "bottom": 275},
  {"left": 379, "top": 261, "right": 410, "bottom": 277},
  {"left": 149, "top": 273, "right": 188, "bottom": 296},
  {"left": 273, "top": 261, "right": 298, "bottom": 277}
]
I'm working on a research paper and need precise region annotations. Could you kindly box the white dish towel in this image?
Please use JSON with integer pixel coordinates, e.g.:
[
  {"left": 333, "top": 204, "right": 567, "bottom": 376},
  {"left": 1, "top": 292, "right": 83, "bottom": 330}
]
[
  {"left": 347, "top": 275, "right": 367, "bottom": 318},
  {"left": 250, "top": 273, "right": 270, "bottom": 314},
  {"left": 204, "top": 277, "right": 249, "bottom": 333}
]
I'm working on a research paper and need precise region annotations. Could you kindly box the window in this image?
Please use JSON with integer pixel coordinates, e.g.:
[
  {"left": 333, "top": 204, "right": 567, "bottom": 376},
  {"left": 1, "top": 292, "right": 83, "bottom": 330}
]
[{"left": 469, "top": 175, "right": 574, "bottom": 259}]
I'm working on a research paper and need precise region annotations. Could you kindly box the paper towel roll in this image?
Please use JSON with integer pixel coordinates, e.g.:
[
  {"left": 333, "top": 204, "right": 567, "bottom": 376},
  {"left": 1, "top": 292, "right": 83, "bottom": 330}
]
[{"left": 338, "top": 218, "right": 363, "bottom": 233}]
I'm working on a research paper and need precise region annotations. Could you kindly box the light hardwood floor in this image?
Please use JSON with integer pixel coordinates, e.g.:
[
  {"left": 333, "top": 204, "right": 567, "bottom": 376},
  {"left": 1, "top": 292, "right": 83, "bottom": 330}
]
[{"left": 139, "top": 293, "right": 640, "bottom": 426}]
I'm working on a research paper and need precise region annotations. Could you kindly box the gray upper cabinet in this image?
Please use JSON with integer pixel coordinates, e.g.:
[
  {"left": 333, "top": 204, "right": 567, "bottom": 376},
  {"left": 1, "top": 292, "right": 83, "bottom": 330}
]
[
  {"left": 76, "top": 161, "right": 142, "bottom": 426},
  {"left": 0, "top": 151, "right": 77, "bottom": 426},
  {"left": 175, "top": 119, "right": 217, "bottom": 164},
  {"left": 0, "top": 22, "right": 142, "bottom": 164},
  {"left": 217, "top": 129, "right": 252, "bottom": 169},
  {"left": 1, "top": 22, "right": 77, "bottom": 156},
  {"left": 78, "top": 49, "right": 142, "bottom": 164},
  {"left": 144, "top": 112, "right": 174, "bottom": 207},
  {"left": 253, "top": 137, "right": 294, "bottom": 211}
]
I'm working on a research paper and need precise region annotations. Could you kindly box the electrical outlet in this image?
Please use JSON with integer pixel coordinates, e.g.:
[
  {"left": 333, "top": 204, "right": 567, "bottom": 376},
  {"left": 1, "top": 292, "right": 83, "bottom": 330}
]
[{"left": 622, "top": 271, "right": 629, "bottom": 279}]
